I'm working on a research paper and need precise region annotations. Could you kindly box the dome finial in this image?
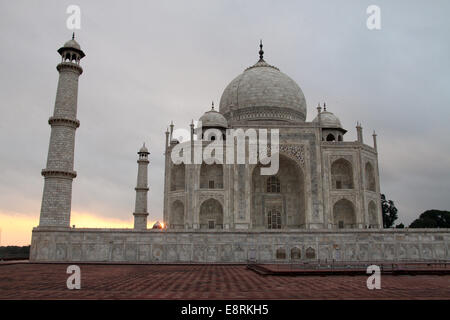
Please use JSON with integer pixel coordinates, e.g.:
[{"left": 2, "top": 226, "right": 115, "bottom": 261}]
[
  {"left": 259, "top": 39, "right": 264, "bottom": 61},
  {"left": 211, "top": 101, "right": 215, "bottom": 110},
  {"left": 323, "top": 102, "right": 327, "bottom": 111},
  {"left": 72, "top": 32, "right": 75, "bottom": 40}
]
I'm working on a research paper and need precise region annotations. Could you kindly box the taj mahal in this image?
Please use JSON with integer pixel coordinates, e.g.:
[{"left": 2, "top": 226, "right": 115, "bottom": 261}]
[{"left": 30, "top": 36, "right": 450, "bottom": 263}]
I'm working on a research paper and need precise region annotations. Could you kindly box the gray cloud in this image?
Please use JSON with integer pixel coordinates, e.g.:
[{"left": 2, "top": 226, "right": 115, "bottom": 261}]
[{"left": 0, "top": 0, "right": 449, "bottom": 227}]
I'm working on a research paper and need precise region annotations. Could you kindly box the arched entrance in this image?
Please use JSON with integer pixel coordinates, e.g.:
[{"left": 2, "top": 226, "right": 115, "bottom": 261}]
[
  {"left": 199, "top": 198, "right": 223, "bottom": 229},
  {"left": 251, "top": 154, "right": 305, "bottom": 229},
  {"left": 331, "top": 158, "right": 354, "bottom": 189},
  {"left": 365, "top": 162, "right": 376, "bottom": 191},
  {"left": 333, "top": 199, "right": 356, "bottom": 229},
  {"left": 368, "top": 200, "right": 378, "bottom": 227}
]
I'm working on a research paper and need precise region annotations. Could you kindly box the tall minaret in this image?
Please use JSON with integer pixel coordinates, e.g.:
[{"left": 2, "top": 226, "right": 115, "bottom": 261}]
[
  {"left": 133, "top": 143, "right": 150, "bottom": 230},
  {"left": 356, "top": 122, "right": 364, "bottom": 144},
  {"left": 39, "top": 34, "right": 85, "bottom": 227}
]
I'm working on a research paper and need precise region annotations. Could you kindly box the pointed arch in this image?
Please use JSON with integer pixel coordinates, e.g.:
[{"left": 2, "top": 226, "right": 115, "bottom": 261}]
[
  {"left": 199, "top": 198, "right": 223, "bottom": 229},
  {"left": 290, "top": 247, "right": 301, "bottom": 260},
  {"left": 251, "top": 154, "right": 305, "bottom": 229},
  {"left": 365, "top": 162, "right": 376, "bottom": 191},
  {"left": 276, "top": 248, "right": 286, "bottom": 260},
  {"left": 333, "top": 198, "right": 356, "bottom": 229},
  {"left": 331, "top": 158, "right": 354, "bottom": 189},
  {"left": 368, "top": 200, "right": 378, "bottom": 227}
]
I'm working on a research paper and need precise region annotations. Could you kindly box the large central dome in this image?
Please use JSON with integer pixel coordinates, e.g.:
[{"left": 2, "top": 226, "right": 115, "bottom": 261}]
[{"left": 219, "top": 46, "right": 307, "bottom": 123}]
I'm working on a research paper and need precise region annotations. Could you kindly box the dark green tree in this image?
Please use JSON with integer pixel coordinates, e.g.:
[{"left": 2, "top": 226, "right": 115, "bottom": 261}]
[
  {"left": 409, "top": 210, "right": 450, "bottom": 228},
  {"left": 381, "top": 194, "right": 398, "bottom": 228},
  {"left": 0, "top": 246, "right": 30, "bottom": 260}
]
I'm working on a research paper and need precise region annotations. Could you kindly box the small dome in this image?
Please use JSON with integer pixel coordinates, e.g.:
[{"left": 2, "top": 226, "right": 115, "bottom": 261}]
[
  {"left": 313, "top": 111, "right": 342, "bottom": 129},
  {"left": 63, "top": 39, "right": 81, "bottom": 50},
  {"left": 199, "top": 107, "right": 228, "bottom": 128},
  {"left": 152, "top": 221, "right": 163, "bottom": 229},
  {"left": 139, "top": 143, "right": 149, "bottom": 153},
  {"left": 58, "top": 34, "right": 85, "bottom": 59}
]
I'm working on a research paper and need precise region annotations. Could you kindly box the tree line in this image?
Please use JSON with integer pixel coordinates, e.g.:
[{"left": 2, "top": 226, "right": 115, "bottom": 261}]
[
  {"left": 0, "top": 246, "right": 30, "bottom": 260},
  {"left": 381, "top": 194, "right": 450, "bottom": 228}
]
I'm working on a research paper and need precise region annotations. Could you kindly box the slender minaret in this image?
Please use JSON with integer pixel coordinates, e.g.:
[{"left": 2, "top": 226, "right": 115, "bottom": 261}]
[
  {"left": 163, "top": 128, "right": 170, "bottom": 226},
  {"left": 356, "top": 122, "right": 364, "bottom": 144},
  {"left": 372, "top": 130, "right": 378, "bottom": 151},
  {"left": 39, "top": 34, "right": 85, "bottom": 227},
  {"left": 133, "top": 143, "right": 150, "bottom": 230}
]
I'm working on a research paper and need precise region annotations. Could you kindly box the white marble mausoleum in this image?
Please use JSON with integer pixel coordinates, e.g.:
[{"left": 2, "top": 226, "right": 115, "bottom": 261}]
[{"left": 30, "top": 37, "right": 450, "bottom": 263}]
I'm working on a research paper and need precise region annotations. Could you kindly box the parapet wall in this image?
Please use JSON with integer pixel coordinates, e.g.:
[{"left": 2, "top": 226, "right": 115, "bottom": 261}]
[{"left": 30, "top": 227, "right": 450, "bottom": 263}]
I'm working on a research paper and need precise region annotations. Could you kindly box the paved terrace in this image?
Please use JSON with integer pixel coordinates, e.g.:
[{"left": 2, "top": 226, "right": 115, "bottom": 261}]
[{"left": 0, "top": 263, "right": 449, "bottom": 299}]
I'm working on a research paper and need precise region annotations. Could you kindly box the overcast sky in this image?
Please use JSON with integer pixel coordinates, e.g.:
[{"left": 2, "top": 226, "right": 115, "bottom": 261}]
[{"left": 1, "top": 0, "right": 449, "bottom": 245}]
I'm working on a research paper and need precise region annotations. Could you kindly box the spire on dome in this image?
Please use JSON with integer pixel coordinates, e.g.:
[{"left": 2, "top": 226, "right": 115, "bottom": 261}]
[
  {"left": 259, "top": 40, "right": 264, "bottom": 61},
  {"left": 211, "top": 101, "right": 215, "bottom": 110},
  {"left": 72, "top": 32, "right": 75, "bottom": 40}
]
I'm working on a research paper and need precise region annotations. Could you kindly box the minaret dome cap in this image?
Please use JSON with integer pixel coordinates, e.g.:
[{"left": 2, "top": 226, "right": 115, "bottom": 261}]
[
  {"left": 138, "top": 143, "right": 149, "bottom": 154},
  {"left": 58, "top": 33, "right": 85, "bottom": 58}
]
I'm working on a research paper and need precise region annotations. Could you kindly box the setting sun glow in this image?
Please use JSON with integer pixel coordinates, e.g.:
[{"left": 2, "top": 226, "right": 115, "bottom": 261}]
[{"left": 0, "top": 211, "right": 158, "bottom": 246}]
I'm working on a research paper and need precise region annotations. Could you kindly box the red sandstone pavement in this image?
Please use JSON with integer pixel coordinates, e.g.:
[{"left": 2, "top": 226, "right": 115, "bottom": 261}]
[{"left": 0, "top": 263, "right": 449, "bottom": 300}]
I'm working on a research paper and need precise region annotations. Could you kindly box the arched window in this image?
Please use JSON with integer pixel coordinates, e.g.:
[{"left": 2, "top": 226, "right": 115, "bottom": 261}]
[
  {"left": 199, "top": 198, "right": 223, "bottom": 229},
  {"left": 306, "top": 247, "right": 316, "bottom": 259},
  {"left": 290, "top": 247, "right": 301, "bottom": 260},
  {"left": 276, "top": 248, "right": 286, "bottom": 259},
  {"left": 266, "top": 176, "right": 281, "bottom": 193},
  {"left": 331, "top": 158, "right": 354, "bottom": 189},
  {"left": 333, "top": 199, "right": 356, "bottom": 229},
  {"left": 326, "top": 133, "right": 336, "bottom": 141},
  {"left": 338, "top": 135, "right": 343, "bottom": 141},
  {"left": 267, "top": 209, "right": 281, "bottom": 229},
  {"left": 203, "top": 128, "right": 222, "bottom": 141},
  {"left": 368, "top": 201, "right": 378, "bottom": 226},
  {"left": 251, "top": 155, "right": 306, "bottom": 229},
  {"left": 365, "top": 162, "right": 376, "bottom": 191}
]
